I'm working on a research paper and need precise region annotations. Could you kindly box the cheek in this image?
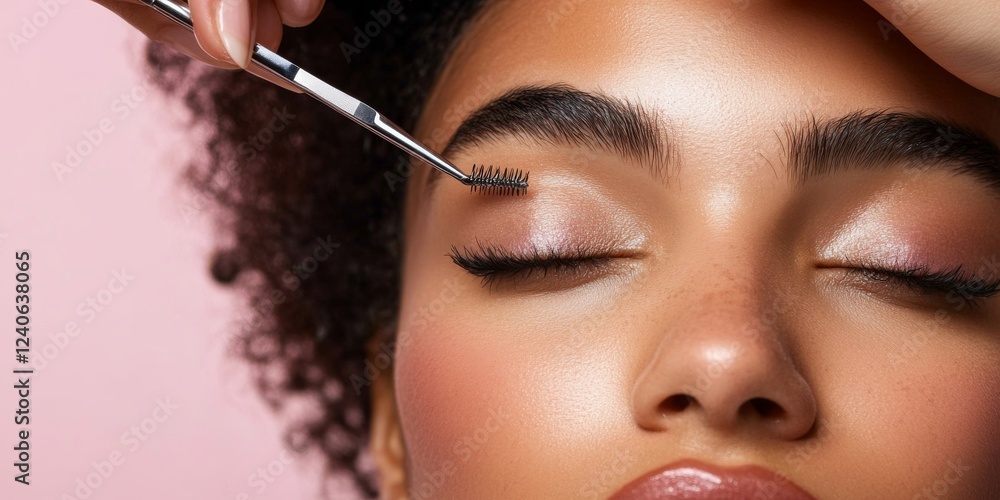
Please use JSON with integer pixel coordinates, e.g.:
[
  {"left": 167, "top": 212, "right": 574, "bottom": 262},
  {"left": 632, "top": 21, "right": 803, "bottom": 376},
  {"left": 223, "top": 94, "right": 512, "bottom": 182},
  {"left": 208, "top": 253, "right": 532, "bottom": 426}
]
[
  {"left": 829, "top": 341, "right": 1000, "bottom": 496},
  {"left": 393, "top": 289, "right": 529, "bottom": 495},
  {"left": 887, "top": 358, "right": 1000, "bottom": 492},
  {"left": 393, "top": 314, "right": 514, "bottom": 471},
  {"left": 393, "top": 283, "right": 632, "bottom": 494}
]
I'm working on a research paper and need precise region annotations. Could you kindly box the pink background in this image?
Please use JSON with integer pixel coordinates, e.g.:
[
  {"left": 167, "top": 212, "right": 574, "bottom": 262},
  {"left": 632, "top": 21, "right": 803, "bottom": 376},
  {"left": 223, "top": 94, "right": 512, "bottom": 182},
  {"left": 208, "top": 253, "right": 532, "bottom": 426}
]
[{"left": 1, "top": 1, "right": 315, "bottom": 499}]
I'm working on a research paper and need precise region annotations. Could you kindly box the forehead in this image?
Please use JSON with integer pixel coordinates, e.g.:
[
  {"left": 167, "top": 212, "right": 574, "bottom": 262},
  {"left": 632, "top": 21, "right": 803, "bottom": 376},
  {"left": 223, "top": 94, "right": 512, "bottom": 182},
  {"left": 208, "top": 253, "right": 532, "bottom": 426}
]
[{"left": 413, "top": 0, "right": 999, "bottom": 154}]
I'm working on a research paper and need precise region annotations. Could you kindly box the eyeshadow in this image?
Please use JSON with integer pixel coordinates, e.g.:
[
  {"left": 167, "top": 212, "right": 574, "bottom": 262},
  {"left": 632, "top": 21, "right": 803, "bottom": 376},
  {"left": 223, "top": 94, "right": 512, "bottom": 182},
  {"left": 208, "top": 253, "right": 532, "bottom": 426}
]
[
  {"left": 441, "top": 175, "right": 650, "bottom": 255},
  {"left": 817, "top": 180, "right": 1000, "bottom": 271}
]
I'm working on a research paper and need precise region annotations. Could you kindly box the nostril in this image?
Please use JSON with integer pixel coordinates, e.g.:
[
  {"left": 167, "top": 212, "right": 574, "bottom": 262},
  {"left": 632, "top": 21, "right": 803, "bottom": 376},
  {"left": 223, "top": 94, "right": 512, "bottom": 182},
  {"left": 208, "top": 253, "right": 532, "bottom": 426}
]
[
  {"left": 747, "top": 397, "right": 785, "bottom": 420},
  {"left": 660, "top": 394, "right": 693, "bottom": 413}
]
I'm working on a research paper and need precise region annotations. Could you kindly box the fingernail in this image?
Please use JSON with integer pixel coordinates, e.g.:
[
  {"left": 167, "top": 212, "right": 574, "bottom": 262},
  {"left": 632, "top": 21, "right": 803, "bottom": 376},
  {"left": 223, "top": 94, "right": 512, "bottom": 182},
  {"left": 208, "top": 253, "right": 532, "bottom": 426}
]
[{"left": 218, "top": 0, "right": 252, "bottom": 67}]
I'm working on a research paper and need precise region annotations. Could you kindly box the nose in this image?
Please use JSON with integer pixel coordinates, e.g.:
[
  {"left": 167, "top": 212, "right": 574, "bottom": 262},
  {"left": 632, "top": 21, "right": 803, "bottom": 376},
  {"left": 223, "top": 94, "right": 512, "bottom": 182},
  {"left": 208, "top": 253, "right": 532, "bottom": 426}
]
[{"left": 631, "top": 295, "right": 817, "bottom": 441}]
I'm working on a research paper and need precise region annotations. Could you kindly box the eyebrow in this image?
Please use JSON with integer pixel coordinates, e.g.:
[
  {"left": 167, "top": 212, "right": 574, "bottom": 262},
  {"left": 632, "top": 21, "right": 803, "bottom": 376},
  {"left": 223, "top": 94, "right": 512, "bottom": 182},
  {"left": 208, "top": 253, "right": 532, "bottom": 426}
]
[
  {"left": 427, "top": 84, "right": 1000, "bottom": 195},
  {"left": 428, "top": 84, "right": 671, "bottom": 189},
  {"left": 784, "top": 110, "right": 1000, "bottom": 193}
]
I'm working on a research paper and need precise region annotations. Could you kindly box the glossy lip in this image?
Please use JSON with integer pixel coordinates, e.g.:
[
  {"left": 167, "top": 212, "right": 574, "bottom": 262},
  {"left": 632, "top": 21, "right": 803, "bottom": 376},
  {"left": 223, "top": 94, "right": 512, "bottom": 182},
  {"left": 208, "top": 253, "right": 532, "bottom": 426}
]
[{"left": 609, "top": 460, "right": 816, "bottom": 500}]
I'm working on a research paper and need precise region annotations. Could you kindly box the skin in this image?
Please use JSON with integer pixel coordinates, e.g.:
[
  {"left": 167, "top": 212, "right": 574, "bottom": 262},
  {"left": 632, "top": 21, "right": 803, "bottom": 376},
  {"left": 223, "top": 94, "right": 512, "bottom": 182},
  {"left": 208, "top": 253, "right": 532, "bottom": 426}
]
[
  {"left": 862, "top": 0, "right": 1000, "bottom": 97},
  {"left": 92, "top": 0, "right": 1000, "bottom": 497},
  {"left": 370, "top": 0, "right": 1000, "bottom": 499}
]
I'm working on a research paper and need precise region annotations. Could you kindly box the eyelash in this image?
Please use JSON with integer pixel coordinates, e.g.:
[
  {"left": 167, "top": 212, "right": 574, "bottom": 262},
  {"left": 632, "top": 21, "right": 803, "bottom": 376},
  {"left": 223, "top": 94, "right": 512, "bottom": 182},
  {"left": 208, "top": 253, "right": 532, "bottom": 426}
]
[
  {"left": 447, "top": 242, "right": 612, "bottom": 288},
  {"left": 844, "top": 263, "right": 1000, "bottom": 305},
  {"left": 448, "top": 243, "right": 1000, "bottom": 306}
]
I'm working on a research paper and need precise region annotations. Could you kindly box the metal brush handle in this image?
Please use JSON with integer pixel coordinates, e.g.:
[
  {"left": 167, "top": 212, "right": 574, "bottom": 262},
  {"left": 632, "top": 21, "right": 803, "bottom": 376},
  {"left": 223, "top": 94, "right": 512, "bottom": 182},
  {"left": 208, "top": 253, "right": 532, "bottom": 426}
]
[{"left": 140, "top": 0, "right": 472, "bottom": 184}]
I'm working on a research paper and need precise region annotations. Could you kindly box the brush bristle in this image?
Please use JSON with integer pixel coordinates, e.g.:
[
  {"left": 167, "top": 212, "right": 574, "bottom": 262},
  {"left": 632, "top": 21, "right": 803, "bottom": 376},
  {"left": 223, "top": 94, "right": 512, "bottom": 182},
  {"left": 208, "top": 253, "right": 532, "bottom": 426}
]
[{"left": 467, "top": 164, "right": 529, "bottom": 196}]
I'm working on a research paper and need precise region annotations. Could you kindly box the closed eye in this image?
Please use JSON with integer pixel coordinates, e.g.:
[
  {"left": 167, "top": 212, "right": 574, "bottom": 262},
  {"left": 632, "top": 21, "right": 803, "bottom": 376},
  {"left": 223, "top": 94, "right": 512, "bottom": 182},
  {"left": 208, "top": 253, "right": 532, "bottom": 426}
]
[
  {"left": 447, "top": 239, "right": 624, "bottom": 290},
  {"left": 841, "top": 261, "right": 1000, "bottom": 309}
]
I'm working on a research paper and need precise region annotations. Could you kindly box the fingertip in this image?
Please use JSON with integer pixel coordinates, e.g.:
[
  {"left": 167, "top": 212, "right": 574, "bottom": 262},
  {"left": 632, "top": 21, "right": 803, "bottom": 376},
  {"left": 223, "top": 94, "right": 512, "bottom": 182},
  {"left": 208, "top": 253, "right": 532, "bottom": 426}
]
[
  {"left": 217, "top": 0, "right": 257, "bottom": 68},
  {"left": 221, "top": 32, "right": 251, "bottom": 68},
  {"left": 156, "top": 24, "right": 239, "bottom": 69},
  {"left": 189, "top": 0, "right": 239, "bottom": 65},
  {"left": 274, "top": 0, "right": 325, "bottom": 27}
]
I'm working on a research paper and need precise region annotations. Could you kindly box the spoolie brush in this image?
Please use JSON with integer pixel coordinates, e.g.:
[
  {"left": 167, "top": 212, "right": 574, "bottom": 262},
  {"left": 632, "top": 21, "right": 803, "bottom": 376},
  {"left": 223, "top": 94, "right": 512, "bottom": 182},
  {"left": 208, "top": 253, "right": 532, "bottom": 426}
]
[
  {"left": 138, "top": 0, "right": 531, "bottom": 198},
  {"left": 464, "top": 165, "right": 529, "bottom": 196}
]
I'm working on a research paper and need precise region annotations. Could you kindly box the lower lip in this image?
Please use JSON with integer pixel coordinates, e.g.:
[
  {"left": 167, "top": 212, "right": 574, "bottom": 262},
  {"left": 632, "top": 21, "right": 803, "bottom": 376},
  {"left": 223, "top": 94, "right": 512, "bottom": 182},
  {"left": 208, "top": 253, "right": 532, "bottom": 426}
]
[{"left": 609, "top": 460, "right": 815, "bottom": 499}]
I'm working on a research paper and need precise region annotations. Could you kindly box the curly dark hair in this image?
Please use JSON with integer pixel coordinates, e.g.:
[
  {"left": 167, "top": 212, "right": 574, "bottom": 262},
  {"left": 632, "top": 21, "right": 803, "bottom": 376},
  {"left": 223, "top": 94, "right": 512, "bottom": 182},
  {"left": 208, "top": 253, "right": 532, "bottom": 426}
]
[{"left": 143, "top": 1, "right": 490, "bottom": 496}]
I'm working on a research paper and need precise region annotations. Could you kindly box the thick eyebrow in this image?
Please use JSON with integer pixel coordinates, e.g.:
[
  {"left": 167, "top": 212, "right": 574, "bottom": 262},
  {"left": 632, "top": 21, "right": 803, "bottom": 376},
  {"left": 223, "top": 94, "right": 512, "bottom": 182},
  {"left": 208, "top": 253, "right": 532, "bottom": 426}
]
[
  {"left": 427, "top": 88, "right": 1000, "bottom": 196},
  {"left": 427, "top": 84, "right": 671, "bottom": 190},
  {"left": 784, "top": 110, "right": 1000, "bottom": 193}
]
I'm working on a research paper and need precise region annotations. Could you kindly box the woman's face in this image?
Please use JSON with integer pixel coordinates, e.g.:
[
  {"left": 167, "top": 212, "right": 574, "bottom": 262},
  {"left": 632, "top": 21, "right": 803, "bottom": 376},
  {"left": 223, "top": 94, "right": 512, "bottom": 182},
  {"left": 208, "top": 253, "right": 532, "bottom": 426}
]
[{"left": 379, "top": 0, "right": 1000, "bottom": 497}]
